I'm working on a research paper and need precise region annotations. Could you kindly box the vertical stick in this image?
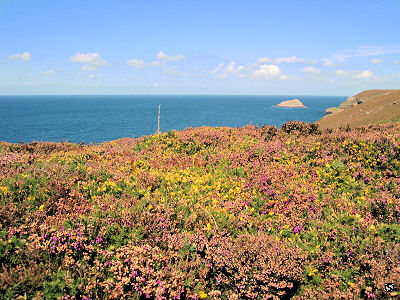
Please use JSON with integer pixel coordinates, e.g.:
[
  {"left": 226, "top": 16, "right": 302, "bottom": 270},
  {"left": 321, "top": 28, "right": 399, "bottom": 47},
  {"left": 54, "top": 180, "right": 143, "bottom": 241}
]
[{"left": 157, "top": 104, "right": 161, "bottom": 134}]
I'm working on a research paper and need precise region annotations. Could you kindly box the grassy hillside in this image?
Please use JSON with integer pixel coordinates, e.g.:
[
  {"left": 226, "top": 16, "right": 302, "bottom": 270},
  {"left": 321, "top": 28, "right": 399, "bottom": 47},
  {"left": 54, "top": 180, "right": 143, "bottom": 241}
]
[
  {"left": 1, "top": 122, "right": 400, "bottom": 299},
  {"left": 318, "top": 89, "right": 400, "bottom": 129}
]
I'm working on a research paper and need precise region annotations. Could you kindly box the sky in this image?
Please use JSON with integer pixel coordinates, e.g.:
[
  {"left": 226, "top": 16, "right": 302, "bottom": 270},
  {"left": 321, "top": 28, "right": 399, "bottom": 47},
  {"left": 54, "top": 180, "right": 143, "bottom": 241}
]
[{"left": 0, "top": 0, "right": 399, "bottom": 95}]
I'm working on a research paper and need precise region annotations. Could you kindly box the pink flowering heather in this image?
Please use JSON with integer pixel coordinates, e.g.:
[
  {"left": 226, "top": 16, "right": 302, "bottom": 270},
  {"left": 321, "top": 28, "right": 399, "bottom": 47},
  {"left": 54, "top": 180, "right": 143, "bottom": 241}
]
[{"left": 1, "top": 121, "right": 400, "bottom": 298}]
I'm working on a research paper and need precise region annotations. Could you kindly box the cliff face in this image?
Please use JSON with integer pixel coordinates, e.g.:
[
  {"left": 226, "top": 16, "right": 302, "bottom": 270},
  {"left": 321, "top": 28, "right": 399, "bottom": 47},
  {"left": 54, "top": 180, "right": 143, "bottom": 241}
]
[{"left": 317, "top": 89, "right": 400, "bottom": 129}]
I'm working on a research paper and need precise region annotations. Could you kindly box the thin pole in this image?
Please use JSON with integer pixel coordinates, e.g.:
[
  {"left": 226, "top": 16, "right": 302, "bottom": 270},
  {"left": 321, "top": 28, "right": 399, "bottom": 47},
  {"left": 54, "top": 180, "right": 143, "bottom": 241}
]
[{"left": 157, "top": 104, "right": 161, "bottom": 134}]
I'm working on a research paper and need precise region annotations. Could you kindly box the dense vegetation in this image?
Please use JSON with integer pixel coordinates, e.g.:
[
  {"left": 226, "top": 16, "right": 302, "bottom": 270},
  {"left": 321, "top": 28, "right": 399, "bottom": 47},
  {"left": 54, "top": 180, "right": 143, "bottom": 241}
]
[{"left": 1, "top": 121, "right": 400, "bottom": 299}]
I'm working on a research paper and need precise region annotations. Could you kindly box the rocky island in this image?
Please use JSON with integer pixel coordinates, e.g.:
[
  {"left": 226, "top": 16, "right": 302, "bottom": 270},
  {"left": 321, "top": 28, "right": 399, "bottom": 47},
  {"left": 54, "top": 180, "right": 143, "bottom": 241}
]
[{"left": 275, "top": 98, "right": 307, "bottom": 108}]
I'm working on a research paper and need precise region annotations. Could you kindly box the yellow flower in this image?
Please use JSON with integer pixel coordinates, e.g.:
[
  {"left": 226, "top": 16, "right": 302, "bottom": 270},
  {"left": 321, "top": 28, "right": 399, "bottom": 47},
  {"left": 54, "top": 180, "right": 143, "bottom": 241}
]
[
  {"left": 39, "top": 205, "right": 44, "bottom": 212},
  {"left": 148, "top": 204, "right": 153, "bottom": 210},
  {"left": 206, "top": 223, "right": 212, "bottom": 230},
  {"left": 308, "top": 268, "right": 318, "bottom": 276},
  {"left": 199, "top": 291, "right": 207, "bottom": 298}
]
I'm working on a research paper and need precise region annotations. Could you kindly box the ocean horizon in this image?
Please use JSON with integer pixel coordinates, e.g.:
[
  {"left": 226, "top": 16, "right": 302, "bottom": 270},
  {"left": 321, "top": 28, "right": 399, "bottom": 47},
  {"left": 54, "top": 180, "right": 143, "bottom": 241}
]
[{"left": 0, "top": 94, "right": 345, "bottom": 144}]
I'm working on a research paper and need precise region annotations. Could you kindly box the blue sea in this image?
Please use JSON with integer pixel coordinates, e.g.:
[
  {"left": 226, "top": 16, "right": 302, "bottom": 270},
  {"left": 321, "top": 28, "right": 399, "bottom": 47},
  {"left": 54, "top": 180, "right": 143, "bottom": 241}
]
[{"left": 0, "top": 95, "right": 345, "bottom": 143}]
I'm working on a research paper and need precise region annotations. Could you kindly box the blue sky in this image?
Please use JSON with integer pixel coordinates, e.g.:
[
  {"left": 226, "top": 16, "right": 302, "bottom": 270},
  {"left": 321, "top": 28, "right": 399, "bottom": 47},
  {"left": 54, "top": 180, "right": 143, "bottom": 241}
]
[{"left": 0, "top": 0, "right": 399, "bottom": 95}]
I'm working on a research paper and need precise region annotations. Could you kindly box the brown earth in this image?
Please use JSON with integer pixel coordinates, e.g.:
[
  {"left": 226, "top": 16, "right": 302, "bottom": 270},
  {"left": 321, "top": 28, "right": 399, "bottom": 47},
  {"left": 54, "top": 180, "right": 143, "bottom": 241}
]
[{"left": 317, "top": 89, "right": 400, "bottom": 129}]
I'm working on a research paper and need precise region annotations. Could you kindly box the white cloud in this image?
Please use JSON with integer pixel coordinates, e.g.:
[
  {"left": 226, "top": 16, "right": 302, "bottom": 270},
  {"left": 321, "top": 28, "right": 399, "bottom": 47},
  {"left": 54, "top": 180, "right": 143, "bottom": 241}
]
[
  {"left": 148, "top": 61, "right": 164, "bottom": 67},
  {"left": 219, "top": 62, "right": 246, "bottom": 78},
  {"left": 210, "top": 62, "right": 244, "bottom": 78},
  {"left": 211, "top": 62, "right": 286, "bottom": 80},
  {"left": 252, "top": 64, "right": 282, "bottom": 79},
  {"left": 88, "top": 74, "right": 95, "bottom": 79},
  {"left": 333, "top": 45, "right": 400, "bottom": 61},
  {"left": 302, "top": 66, "right": 321, "bottom": 73},
  {"left": 257, "top": 56, "right": 305, "bottom": 64},
  {"left": 70, "top": 52, "right": 108, "bottom": 66},
  {"left": 335, "top": 70, "right": 350, "bottom": 76},
  {"left": 80, "top": 65, "right": 98, "bottom": 71},
  {"left": 153, "top": 83, "right": 159, "bottom": 88},
  {"left": 157, "top": 50, "right": 185, "bottom": 61},
  {"left": 323, "top": 60, "right": 335, "bottom": 66},
  {"left": 43, "top": 70, "right": 55, "bottom": 75},
  {"left": 353, "top": 70, "right": 374, "bottom": 79},
  {"left": 210, "top": 63, "right": 224, "bottom": 74},
  {"left": 220, "top": 62, "right": 238, "bottom": 78},
  {"left": 335, "top": 69, "right": 374, "bottom": 79},
  {"left": 127, "top": 59, "right": 144, "bottom": 68},
  {"left": 371, "top": 59, "right": 383, "bottom": 64},
  {"left": 7, "top": 52, "right": 31, "bottom": 62},
  {"left": 163, "top": 66, "right": 188, "bottom": 77}
]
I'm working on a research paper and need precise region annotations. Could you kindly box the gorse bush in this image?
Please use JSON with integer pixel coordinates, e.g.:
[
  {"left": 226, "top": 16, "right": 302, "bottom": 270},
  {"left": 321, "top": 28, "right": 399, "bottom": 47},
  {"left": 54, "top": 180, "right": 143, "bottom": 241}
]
[
  {"left": 0, "top": 123, "right": 400, "bottom": 299},
  {"left": 280, "top": 121, "right": 321, "bottom": 135}
]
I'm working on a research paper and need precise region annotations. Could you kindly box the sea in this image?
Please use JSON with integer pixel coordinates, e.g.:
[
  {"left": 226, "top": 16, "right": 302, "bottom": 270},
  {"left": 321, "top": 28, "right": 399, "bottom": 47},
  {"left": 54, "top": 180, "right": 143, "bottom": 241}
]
[{"left": 0, "top": 95, "right": 345, "bottom": 144}]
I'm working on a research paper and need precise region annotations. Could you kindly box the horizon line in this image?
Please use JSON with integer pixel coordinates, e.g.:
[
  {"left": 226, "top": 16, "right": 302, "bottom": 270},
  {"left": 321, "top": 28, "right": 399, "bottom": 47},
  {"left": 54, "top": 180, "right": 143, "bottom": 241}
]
[{"left": 0, "top": 93, "right": 348, "bottom": 97}]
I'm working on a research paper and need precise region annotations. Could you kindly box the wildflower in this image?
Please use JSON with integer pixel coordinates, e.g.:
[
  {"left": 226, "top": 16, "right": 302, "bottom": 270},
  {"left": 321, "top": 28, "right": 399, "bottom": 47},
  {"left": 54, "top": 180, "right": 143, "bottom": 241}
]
[
  {"left": 39, "top": 204, "right": 44, "bottom": 212},
  {"left": 308, "top": 268, "right": 318, "bottom": 276},
  {"left": 293, "top": 226, "right": 303, "bottom": 234},
  {"left": 199, "top": 291, "right": 207, "bottom": 298}
]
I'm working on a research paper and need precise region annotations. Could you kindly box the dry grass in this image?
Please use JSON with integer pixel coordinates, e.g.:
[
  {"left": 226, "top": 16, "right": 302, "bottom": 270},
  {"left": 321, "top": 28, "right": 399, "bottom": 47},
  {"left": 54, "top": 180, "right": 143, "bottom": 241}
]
[{"left": 317, "top": 89, "right": 400, "bottom": 129}]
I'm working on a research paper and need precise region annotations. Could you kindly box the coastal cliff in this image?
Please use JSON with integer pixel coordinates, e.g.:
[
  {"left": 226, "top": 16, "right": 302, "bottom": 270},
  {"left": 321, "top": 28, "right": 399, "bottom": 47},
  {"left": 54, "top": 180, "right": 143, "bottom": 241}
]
[{"left": 317, "top": 89, "right": 400, "bottom": 129}]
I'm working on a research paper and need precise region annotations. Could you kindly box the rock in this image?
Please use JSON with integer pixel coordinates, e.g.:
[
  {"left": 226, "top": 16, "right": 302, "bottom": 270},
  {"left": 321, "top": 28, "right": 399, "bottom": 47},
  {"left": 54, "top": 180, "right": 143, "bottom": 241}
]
[
  {"left": 276, "top": 99, "right": 307, "bottom": 108},
  {"left": 325, "top": 107, "right": 344, "bottom": 115},
  {"left": 339, "top": 96, "right": 359, "bottom": 109}
]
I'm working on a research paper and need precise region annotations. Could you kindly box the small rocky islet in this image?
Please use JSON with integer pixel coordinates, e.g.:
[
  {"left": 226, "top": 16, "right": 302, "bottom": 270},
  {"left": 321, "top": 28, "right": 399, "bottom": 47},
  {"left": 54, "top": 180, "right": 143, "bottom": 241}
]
[{"left": 275, "top": 98, "right": 307, "bottom": 108}]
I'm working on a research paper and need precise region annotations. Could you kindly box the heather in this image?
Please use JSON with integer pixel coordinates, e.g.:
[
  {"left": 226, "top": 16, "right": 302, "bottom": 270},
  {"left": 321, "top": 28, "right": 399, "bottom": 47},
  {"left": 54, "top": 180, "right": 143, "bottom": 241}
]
[{"left": 1, "top": 122, "right": 400, "bottom": 299}]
